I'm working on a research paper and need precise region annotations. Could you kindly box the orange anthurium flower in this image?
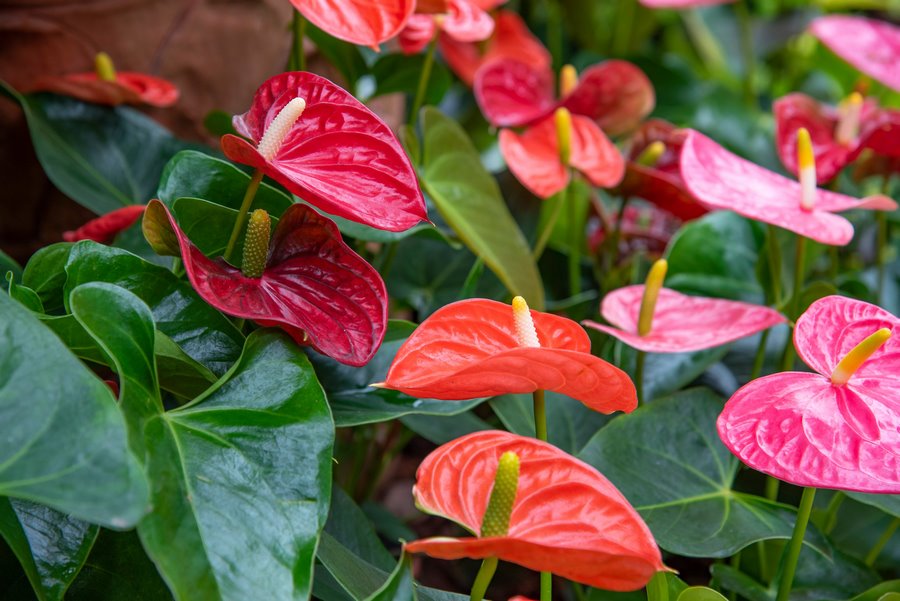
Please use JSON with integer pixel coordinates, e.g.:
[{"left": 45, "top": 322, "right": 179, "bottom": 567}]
[
  {"left": 406, "top": 430, "right": 666, "bottom": 591},
  {"left": 378, "top": 297, "right": 636, "bottom": 414}
]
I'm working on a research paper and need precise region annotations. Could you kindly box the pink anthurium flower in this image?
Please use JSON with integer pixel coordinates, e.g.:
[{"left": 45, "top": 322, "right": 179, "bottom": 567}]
[
  {"left": 377, "top": 297, "right": 637, "bottom": 414},
  {"left": 679, "top": 130, "right": 897, "bottom": 246},
  {"left": 289, "top": 0, "right": 416, "bottom": 50},
  {"left": 439, "top": 10, "right": 550, "bottom": 86},
  {"left": 143, "top": 200, "right": 387, "bottom": 367},
  {"left": 774, "top": 92, "right": 900, "bottom": 183},
  {"left": 810, "top": 15, "right": 900, "bottom": 93},
  {"left": 220, "top": 71, "right": 427, "bottom": 233},
  {"left": 718, "top": 295, "right": 900, "bottom": 493},
  {"left": 500, "top": 109, "right": 625, "bottom": 199},
  {"left": 475, "top": 58, "right": 655, "bottom": 136},
  {"left": 406, "top": 430, "right": 666, "bottom": 590},
  {"left": 398, "top": 0, "right": 496, "bottom": 55},
  {"left": 63, "top": 205, "right": 146, "bottom": 244}
]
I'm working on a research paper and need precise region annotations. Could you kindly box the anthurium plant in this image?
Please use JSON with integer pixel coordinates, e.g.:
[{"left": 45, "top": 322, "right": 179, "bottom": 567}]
[{"left": 3, "top": 2, "right": 900, "bottom": 601}]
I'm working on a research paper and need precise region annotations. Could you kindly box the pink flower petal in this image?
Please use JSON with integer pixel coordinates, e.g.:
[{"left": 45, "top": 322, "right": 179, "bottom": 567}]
[
  {"left": 583, "top": 286, "right": 785, "bottom": 353},
  {"left": 811, "top": 16, "right": 900, "bottom": 93},
  {"left": 474, "top": 59, "right": 557, "bottom": 128},
  {"left": 560, "top": 61, "right": 655, "bottom": 136},
  {"left": 441, "top": 0, "right": 495, "bottom": 43},
  {"left": 221, "top": 72, "right": 427, "bottom": 232},
  {"left": 289, "top": 0, "right": 416, "bottom": 49}
]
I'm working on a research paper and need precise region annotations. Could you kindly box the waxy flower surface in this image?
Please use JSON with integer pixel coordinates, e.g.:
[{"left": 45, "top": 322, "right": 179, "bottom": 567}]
[
  {"left": 289, "top": 0, "right": 416, "bottom": 49},
  {"left": 379, "top": 297, "right": 637, "bottom": 414},
  {"left": 406, "top": 430, "right": 665, "bottom": 590},
  {"left": 810, "top": 16, "right": 900, "bottom": 93},
  {"left": 143, "top": 200, "right": 387, "bottom": 366},
  {"left": 718, "top": 296, "right": 900, "bottom": 493},
  {"left": 398, "top": 0, "right": 496, "bottom": 55},
  {"left": 220, "top": 71, "right": 427, "bottom": 232},
  {"left": 679, "top": 130, "right": 897, "bottom": 245},
  {"left": 63, "top": 205, "right": 146, "bottom": 244}
]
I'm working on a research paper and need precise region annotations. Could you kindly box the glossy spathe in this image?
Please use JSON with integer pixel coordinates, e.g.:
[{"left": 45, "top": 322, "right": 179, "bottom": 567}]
[
  {"left": 289, "top": 0, "right": 416, "bottom": 49},
  {"left": 810, "top": 15, "right": 900, "bottom": 93}
]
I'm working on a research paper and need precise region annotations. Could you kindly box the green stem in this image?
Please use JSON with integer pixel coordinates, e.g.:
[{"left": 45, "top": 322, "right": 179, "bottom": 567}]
[
  {"left": 224, "top": 170, "right": 264, "bottom": 263},
  {"left": 612, "top": 0, "right": 636, "bottom": 56},
  {"left": 865, "top": 516, "right": 900, "bottom": 566},
  {"left": 734, "top": 0, "right": 755, "bottom": 108},
  {"left": 541, "top": 571, "right": 552, "bottom": 601},
  {"left": 775, "top": 487, "right": 816, "bottom": 601},
  {"left": 822, "top": 491, "right": 845, "bottom": 534},
  {"left": 646, "top": 571, "right": 669, "bottom": 601},
  {"left": 608, "top": 196, "right": 631, "bottom": 271},
  {"left": 780, "top": 235, "right": 807, "bottom": 372},
  {"left": 729, "top": 552, "right": 741, "bottom": 601},
  {"left": 749, "top": 328, "right": 770, "bottom": 380},
  {"left": 681, "top": 9, "right": 729, "bottom": 77},
  {"left": 533, "top": 389, "right": 548, "bottom": 442},
  {"left": 876, "top": 210, "right": 887, "bottom": 303},
  {"left": 568, "top": 182, "right": 582, "bottom": 298},
  {"left": 572, "top": 583, "right": 587, "bottom": 601},
  {"left": 291, "top": 11, "right": 306, "bottom": 72},
  {"left": 765, "top": 225, "right": 783, "bottom": 306},
  {"left": 635, "top": 350, "right": 646, "bottom": 406},
  {"left": 469, "top": 557, "right": 499, "bottom": 601},
  {"left": 409, "top": 36, "right": 438, "bottom": 127},
  {"left": 533, "top": 188, "right": 566, "bottom": 261},
  {"left": 765, "top": 476, "right": 779, "bottom": 502},
  {"left": 545, "top": 0, "right": 563, "bottom": 75},
  {"left": 171, "top": 258, "right": 184, "bottom": 278}
]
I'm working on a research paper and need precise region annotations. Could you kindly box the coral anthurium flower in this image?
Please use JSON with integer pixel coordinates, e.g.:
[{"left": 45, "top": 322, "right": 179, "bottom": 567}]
[
  {"left": 398, "top": 0, "right": 496, "bottom": 55},
  {"left": 718, "top": 295, "right": 900, "bottom": 493},
  {"left": 220, "top": 71, "right": 427, "bottom": 233},
  {"left": 289, "top": 0, "right": 416, "bottom": 50},
  {"left": 30, "top": 52, "right": 178, "bottom": 108},
  {"left": 377, "top": 297, "right": 637, "bottom": 414},
  {"left": 679, "top": 130, "right": 897, "bottom": 246},
  {"left": 500, "top": 109, "right": 625, "bottom": 199},
  {"left": 475, "top": 58, "right": 654, "bottom": 136},
  {"left": 63, "top": 205, "right": 146, "bottom": 244},
  {"left": 406, "top": 430, "right": 666, "bottom": 590},
  {"left": 143, "top": 200, "right": 387, "bottom": 367},
  {"left": 810, "top": 16, "right": 900, "bottom": 93},
  {"left": 775, "top": 92, "right": 900, "bottom": 183},
  {"left": 439, "top": 10, "right": 550, "bottom": 86}
]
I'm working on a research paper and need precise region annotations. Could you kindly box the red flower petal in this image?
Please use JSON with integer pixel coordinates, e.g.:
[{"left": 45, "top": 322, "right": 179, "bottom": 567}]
[
  {"left": 382, "top": 299, "right": 636, "bottom": 414},
  {"left": 811, "top": 16, "right": 900, "bottom": 93},
  {"left": 289, "top": 0, "right": 416, "bottom": 49},
  {"left": 569, "top": 115, "right": 626, "bottom": 188},
  {"left": 583, "top": 286, "right": 785, "bottom": 353},
  {"left": 399, "top": 14, "right": 438, "bottom": 54},
  {"left": 30, "top": 72, "right": 179, "bottom": 107},
  {"left": 440, "top": 0, "right": 495, "bottom": 43},
  {"left": 63, "top": 205, "right": 147, "bottom": 243},
  {"left": 560, "top": 61, "right": 655, "bottom": 137},
  {"left": 221, "top": 72, "right": 426, "bottom": 232},
  {"left": 474, "top": 59, "right": 560, "bottom": 127},
  {"left": 143, "top": 200, "right": 387, "bottom": 366},
  {"left": 407, "top": 430, "right": 665, "bottom": 590}
]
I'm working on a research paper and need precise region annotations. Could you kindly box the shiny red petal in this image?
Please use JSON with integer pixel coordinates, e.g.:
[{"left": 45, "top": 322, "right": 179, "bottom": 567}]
[
  {"left": 811, "top": 16, "right": 900, "bottom": 92},
  {"left": 408, "top": 431, "right": 664, "bottom": 590},
  {"left": 499, "top": 122, "right": 568, "bottom": 199},
  {"left": 221, "top": 72, "right": 427, "bottom": 232},
  {"left": 30, "top": 72, "right": 179, "bottom": 107},
  {"left": 382, "top": 299, "right": 636, "bottom": 413},
  {"left": 569, "top": 115, "right": 626, "bottom": 188},
  {"left": 143, "top": 200, "right": 387, "bottom": 366},
  {"left": 584, "top": 286, "right": 785, "bottom": 353},
  {"left": 289, "top": 0, "right": 416, "bottom": 49},
  {"left": 561, "top": 61, "right": 655, "bottom": 136},
  {"left": 63, "top": 205, "right": 146, "bottom": 243},
  {"left": 774, "top": 93, "right": 856, "bottom": 183},
  {"left": 861, "top": 108, "right": 900, "bottom": 158},
  {"left": 441, "top": 0, "right": 495, "bottom": 42},
  {"left": 398, "top": 14, "right": 437, "bottom": 54},
  {"left": 474, "top": 59, "right": 556, "bottom": 127}
]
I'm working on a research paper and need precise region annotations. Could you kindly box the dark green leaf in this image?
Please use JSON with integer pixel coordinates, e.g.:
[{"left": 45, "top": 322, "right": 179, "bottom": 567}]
[
  {"left": 325, "top": 486, "right": 395, "bottom": 572},
  {"left": 611, "top": 343, "right": 729, "bottom": 403},
  {"left": 7, "top": 272, "right": 43, "bottom": 313},
  {"left": 305, "top": 22, "right": 369, "bottom": 86},
  {"left": 400, "top": 411, "right": 493, "bottom": 446},
  {"left": 677, "top": 587, "right": 728, "bottom": 601},
  {"left": 364, "top": 553, "right": 414, "bottom": 601},
  {"left": 0, "top": 249, "right": 23, "bottom": 282},
  {"left": 847, "top": 493, "right": 900, "bottom": 519},
  {"left": 22, "top": 243, "right": 73, "bottom": 314},
  {"left": 848, "top": 582, "right": 900, "bottom": 601},
  {"left": 371, "top": 53, "right": 451, "bottom": 107},
  {"left": 203, "top": 110, "right": 236, "bottom": 137}
]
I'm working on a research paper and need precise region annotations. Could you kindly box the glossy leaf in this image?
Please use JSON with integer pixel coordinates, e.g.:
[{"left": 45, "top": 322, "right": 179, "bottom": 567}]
[
  {"left": 421, "top": 107, "right": 544, "bottom": 306},
  {"left": 289, "top": 0, "right": 415, "bottom": 49},
  {"left": 364, "top": 554, "right": 414, "bottom": 601},
  {"left": 580, "top": 388, "right": 827, "bottom": 557},
  {"left": 811, "top": 16, "right": 900, "bottom": 93},
  {"left": 221, "top": 72, "right": 427, "bottom": 232},
  {"left": 22, "top": 243, "right": 74, "bottom": 313},
  {"left": 0, "top": 249, "right": 22, "bottom": 282},
  {"left": 29, "top": 72, "right": 178, "bottom": 107},
  {"left": 676, "top": 587, "right": 728, "bottom": 601},
  {"left": 6, "top": 271, "right": 43, "bottom": 313},
  {"left": 0, "top": 290, "right": 148, "bottom": 527},
  {"left": 408, "top": 430, "right": 665, "bottom": 591}
]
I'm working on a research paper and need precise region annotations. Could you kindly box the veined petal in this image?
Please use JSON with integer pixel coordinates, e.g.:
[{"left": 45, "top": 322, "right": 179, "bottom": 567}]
[
  {"left": 499, "top": 120, "right": 568, "bottom": 199},
  {"left": 474, "top": 59, "right": 556, "bottom": 127},
  {"left": 289, "top": 0, "right": 415, "bottom": 49},
  {"left": 560, "top": 61, "right": 655, "bottom": 136},
  {"left": 811, "top": 16, "right": 900, "bottom": 93},
  {"left": 441, "top": 0, "right": 495, "bottom": 43}
]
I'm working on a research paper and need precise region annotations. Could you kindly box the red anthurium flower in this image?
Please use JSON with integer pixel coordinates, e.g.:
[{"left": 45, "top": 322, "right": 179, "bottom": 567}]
[
  {"left": 500, "top": 110, "right": 625, "bottom": 199},
  {"left": 588, "top": 204, "right": 681, "bottom": 258},
  {"left": 289, "top": 0, "right": 416, "bottom": 50},
  {"left": 398, "top": 0, "right": 495, "bottom": 55},
  {"left": 774, "top": 92, "right": 900, "bottom": 183},
  {"left": 378, "top": 297, "right": 637, "bottom": 413},
  {"left": 439, "top": 10, "right": 551, "bottom": 86},
  {"left": 718, "top": 295, "right": 900, "bottom": 493},
  {"left": 475, "top": 58, "right": 654, "bottom": 136},
  {"left": 679, "top": 130, "right": 897, "bottom": 246},
  {"left": 63, "top": 205, "right": 146, "bottom": 244},
  {"left": 220, "top": 71, "right": 427, "bottom": 233},
  {"left": 638, "top": 0, "right": 733, "bottom": 7},
  {"left": 143, "top": 200, "right": 387, "bottom": 367},
  {"left": 406, "top": 430, "right": 666, "bottom": 590},
  {"left": 811, "top": 16, "right": 900, "bottom": 93}
]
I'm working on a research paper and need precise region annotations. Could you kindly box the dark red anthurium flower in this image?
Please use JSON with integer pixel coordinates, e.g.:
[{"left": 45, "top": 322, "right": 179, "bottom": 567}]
[
  {"left": 220, "top": 71, "right": 427, "bottom": 233},
  {"left": 475, "top": 58, "right": 654, "bottom": 136},
  {"left": 439, "top": 10, "right": 550, "bottom": 86},
  {"left": 774, "top": 92, "right": 900, "bottom": 183},
  {"left": 398, "top": 0, "right": 496, "bottom": 55},
  {"left": 377, "top": 297, "right": 637, "bottom": 414},
  {"left": 718, "top": 295, "right": 900, "bottom": 493},
  {"left": 406, "top": 430, "right": 666, "bottom": 590},
  {"left": 588, "top": 204, "right": 681, "bottom": 258},
  {"left": 63, "top": 205, "right": 146, "bottom": 244},
  {"left": 143, "top": 200, "right": 387, "bottom": 367},
  {"left": 289, "top": 0, "right": 416, "bottom": 50},
  {"left": 811, "top": 15, "right": 900, "bottom": 93}
]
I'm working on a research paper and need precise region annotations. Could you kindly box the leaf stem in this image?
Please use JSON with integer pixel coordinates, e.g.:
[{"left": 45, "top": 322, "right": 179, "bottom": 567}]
[
  {"left": 749, "top": 328, "right": 770, "bottom": 380},
  {"left": 541, "top": 571, "right": 552, "bottom": 601},
  {"left": 734, "top": 0, "right": 756, "bottom": 108},
  {"left": 765, "top": 225, "right": 783, "bottom": 306},
  {"left": 469, "top": 557, "right": 498, "bottom": 601},
  {"left": 224, "top": 170, "right": 264, "bottom": 263},
  {"left": 822, "top": 491, "right": 845, "bottom": 534},
  {"left": 533, "top": 188, "right": 566, "bottom": 261},
  {"left": 612, "top": 0, "right": 635, "bottom": 56},
  {"left": 775, "top": 487, "right": 816, "bottom": 601},
  {"left": 409, "top": 36, "right": 438, "bottom": 128},
  {"left": 533, "top": 389, "right": 548, "bottom": 442},
  {"left": 779, "top": 235, "right": 807, "bottom": 372},
  {"left": 291, "top": 11, "right": 307, "bottom": 72},
  {"left": 865, "top": 516, "right": 899, "bottom": 566}
]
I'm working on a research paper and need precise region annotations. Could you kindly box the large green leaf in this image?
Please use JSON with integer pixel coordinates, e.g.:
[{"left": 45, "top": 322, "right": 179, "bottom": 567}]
[
  {"left": 578, "top": 388, "right": 826, "bottom": 558},
  {"left": 0, "top": 248, "right": 22, "bottom": 282},
  {"left": 364, "top": 554, "right": 414, "bottom": 601},
  {"left": 69, "top": 283, "right": 334, "bottom": 601},
  {"left": 420, "top": 107, "right": 544, "bottom": 308},
  {"left": 1, "top": 82, "right": 193, "bottom": 214},
  {"left": 370, "top": 53, "right": 451, "bottom": 108},
  {"left": 22, "top": 243, "right": 73, "bottom": 314},
  {"left": 608, "top": 343, "right": 729, "bottom": 403},
  {"left": 0, "top": 291, "right": 148, "bottom": 528},
  {"left": 848, "top": 493, "right": 900, "bottom": 519}
]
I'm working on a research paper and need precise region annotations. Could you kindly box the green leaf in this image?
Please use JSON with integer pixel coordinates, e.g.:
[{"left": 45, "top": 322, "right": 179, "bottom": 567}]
[
  {"left": 325, "top": 487, "right": 395, "bottom": 572},
  {"left": 371, "top": 53, "right": 451, "bottom": 107},
  {"left": 847, "top": 493, "right": 900, "bottom": 519},
  {"left": 308, "top": 320, "right": 485, "bottom": 426},
  {"left": 6, "top": 272, "right": 43, "bottom": 313},
  {"left": 677, "top": 587, "right": 728, "bottom": 601},
  {"left": 1, "top": 82, "right": 194, "bottom": 214},
  {"left": 420, "top": 107, "right": 544, "bottom": 308},
  {"left": 0, "top": 249, "right": 22, "bottom": 282},
  {"left": 0, "top": 291, "right": 148, "bottom": 527},
  {"left": 611, "top": 343, "right": 729, "bottom": 403},
  {"left": 364, "top": 553, "right": 414, "bottom": 601},
  {"left": 578, "top": 388, "right": 827, "bottom": 557},
  {"left": 400, "top": 411, "right": 493, "bottom": 446},
  {"left": 305, "top": 21, "right": 369, "bottom": 86},
  {"left": 848, "top": 582, "right": 900, "bottom": 601},
  {"left": 22, "top": 243, "right": 74, "bottom": 314}
]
